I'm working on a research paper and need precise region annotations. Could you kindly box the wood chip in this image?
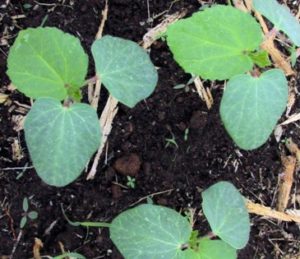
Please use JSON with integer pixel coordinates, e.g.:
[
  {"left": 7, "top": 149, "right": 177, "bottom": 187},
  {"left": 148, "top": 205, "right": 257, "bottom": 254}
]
[
  {"left": 33, "top": 238, "right": 43, "bottom": 259},
  {"left": 0, "top": 93, "right": 8, "bottom": 104},
  {"left": 277, "top": 154, "right": 296, "bottom": 212},
  {"left": 11, "top": 138, "right": 24, "bottom": 161}
]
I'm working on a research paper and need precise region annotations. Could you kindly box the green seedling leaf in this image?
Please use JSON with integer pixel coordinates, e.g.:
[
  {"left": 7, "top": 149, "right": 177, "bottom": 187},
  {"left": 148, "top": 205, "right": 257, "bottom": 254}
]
[
  {"left": 167, "top": 5, "right": 263, "bottom": 80},
  {"left": 289, "top": 45, "right": 297, "bottom": 67},
  {"left": 52, "top": 253, "right": 86, "bottom": 259},
  {"left": 24, "top": 98, "right": 101, "bottom": 187},
  {"left": 202, "top": 182, "right": 250, "bottom": 249},
  {"left": 220, "top": 69, "right": 288, "bottom": 150},
  {"left": 110, "top": 204, "right": 192, "bottom": 259},
  {"left": 20, "top": 216, "right": 27, "bottom": 229},
  {"left": 28, "top": 211, "right": 38, "bottom": 220},
  {"left": 92, "top": 35, "right": 158, "bottom": 108},
  {"left": 23, "top": 197, "right": 29, "bottom": 212},
  {"left": 184, "top": 239, "right": 236, "bottom": 259},
  {"left": 253, "top": 0, "right": 300, "bottom": 46},
  {"left": 7, "top": 27, "right": 88, "bottom": 100},
  {"left": 248, "top": 50, "right": 272, "bottom": 68}
]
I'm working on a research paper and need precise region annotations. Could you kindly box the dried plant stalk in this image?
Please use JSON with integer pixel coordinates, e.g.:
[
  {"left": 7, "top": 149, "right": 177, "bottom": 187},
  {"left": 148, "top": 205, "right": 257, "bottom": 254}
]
[
  {"left": 277, "top": 154, "right": 296, "bottom": 212},
  {"left": 246, "top": 199, "right": 300, "bottom": 223}
]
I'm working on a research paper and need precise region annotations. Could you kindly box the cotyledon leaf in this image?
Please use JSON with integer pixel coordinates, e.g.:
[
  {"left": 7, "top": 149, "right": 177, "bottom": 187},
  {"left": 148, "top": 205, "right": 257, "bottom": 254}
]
[
  {"left": 253, "top": 0, "right": 300, "bottom": 46},
  {"left": 184, "top": 239, "right": 236, "bottom": 259},
  {"left": 24, "top": 98, "right": 101, "bottom": 187},
  {"left": 167, "top": 5, "right": 263, "bottom": 80},
  {"left": 7, "top": 27, "right": 88, "bottom": 100},
  {"left": 220, "top": 69, "right": 288, "bottom": 150},
  {"left": 91, "top": 35, "right": 158, "bottom": 108},
  {"left": 110, "top": 204, "right": 192, "bottom": 259},
  {"left": 202, "top": 182, "right": 250, "bottom": 249}
]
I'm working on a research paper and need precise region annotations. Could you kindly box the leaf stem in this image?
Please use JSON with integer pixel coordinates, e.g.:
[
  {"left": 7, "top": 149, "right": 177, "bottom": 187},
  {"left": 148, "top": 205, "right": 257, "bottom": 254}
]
[
  {"left": 83, "top": 75, "right": 98, "bottom": 87},
  {"left": 204, "top": 231, "right": 216, "bottom": 239}
]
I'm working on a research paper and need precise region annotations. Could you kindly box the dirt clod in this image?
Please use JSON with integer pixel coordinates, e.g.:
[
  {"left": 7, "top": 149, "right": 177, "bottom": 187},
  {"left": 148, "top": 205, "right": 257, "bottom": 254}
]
[
  {"left": 189, "top": 110, "right": 207, "bottom": 129},
  {"left": 111, "top": 184, "right": 123, "bottom": 199},
  {"left": 113, "top": 153, "right": 142, "bottom": 177}
]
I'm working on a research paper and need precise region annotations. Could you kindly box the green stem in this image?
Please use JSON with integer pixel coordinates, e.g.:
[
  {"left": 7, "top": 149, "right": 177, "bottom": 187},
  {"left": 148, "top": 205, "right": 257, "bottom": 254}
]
[
  {"left": 61, "top": 204, "right": 111, "bottom": 228},
  {"left": 80, "top": 222, "right": 111, "bottom": 228}
]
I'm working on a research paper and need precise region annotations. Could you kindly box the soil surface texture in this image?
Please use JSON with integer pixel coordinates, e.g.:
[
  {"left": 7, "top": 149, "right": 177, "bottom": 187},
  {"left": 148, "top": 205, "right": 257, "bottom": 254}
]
[{"left": 1, "top": 0, "right": 300, "bottom": 258}]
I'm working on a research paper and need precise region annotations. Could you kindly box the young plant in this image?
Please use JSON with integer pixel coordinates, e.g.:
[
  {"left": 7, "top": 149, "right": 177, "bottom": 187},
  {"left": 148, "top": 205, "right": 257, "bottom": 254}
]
[
  {"left": 66, "top": 181, "right": 250, "bottom": 259},
  {"left": 20, "top": 197, "right": 38, "bottom": 228},
  {"left": 7, "top": 27, "right": 158, "bottom": 187},
  {"left": 126, "top": 176, "right": 136, "bottom": 189},
  {"left": 166, "top": 1, "right": 300, "bottom": 150}
]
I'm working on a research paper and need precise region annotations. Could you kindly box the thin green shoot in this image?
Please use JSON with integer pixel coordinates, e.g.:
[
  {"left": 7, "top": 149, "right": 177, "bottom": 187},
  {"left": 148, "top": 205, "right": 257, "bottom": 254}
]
[
  {"left": 165, "top": 133, "right": 178, "bottom": 149},
  {"left": 61, "top": 204, "right": 111, "bottom": 228}
]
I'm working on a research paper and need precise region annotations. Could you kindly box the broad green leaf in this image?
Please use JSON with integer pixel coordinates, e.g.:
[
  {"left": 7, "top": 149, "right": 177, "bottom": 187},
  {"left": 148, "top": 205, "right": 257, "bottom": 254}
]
[
  {"left": 220, "top": 69, "right": 288, "bottom": 150},
  {"left": 184, "top": 239, "right": 236, "bottom": 259},
  {"left": 110, "top": 204, "right": 192, "bottom": 259},
  {"left": 202, "top": 182, "right": 250, "bottom": 249},
  {"left": 92, "top": 35, "right": 158, "bottom": 108},
  {"left": 7, "top": 27, "right": 88, "bottom": 100},
  {"left": 167, "top": 5, "right": 263, "bottom": 80},
  {"left": 248, "top": 50, "right": 272, "bottom": 68},
  {"left": 24, "top": 98, "right": 101, "bottom": 187},
  {"left": 253, "top": 0, "right": 300, "bottom": 46}
]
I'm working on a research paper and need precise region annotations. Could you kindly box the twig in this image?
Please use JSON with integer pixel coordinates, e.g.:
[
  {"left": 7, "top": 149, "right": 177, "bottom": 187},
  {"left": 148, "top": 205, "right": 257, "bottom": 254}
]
[
  {"left": 277, "top": 154, "right": 296, "bottom": 212},
  {"left": 142, "top": 9, "right": 187, "bottom": 49},
  {"left": 193, "top": 77, "right": 213, "bottom": 109},
  {"left": 285, "top": 138, "right": 300, "bottom": 164},
  {"left": 10, "top": 231, "right": 22, "bottom": 259},
  {"left": 88, "top": 0, "right": 109, "bottom": 109},
  {"left": 281, "top": 112, "right": 300, "bottom": 126},
  {"left": 246, "top": 200, "right": 300, "bottom": 223},
  {"left": 87, "top": 96, "right": 118, "bottom": 179},
  {"left": 129, "top": 189, "right": 174, "bottom": 207}
]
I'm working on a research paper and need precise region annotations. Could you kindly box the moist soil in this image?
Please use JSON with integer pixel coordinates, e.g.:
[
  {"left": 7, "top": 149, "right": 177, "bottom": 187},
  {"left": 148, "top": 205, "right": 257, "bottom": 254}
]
[{"left": 1, "top": 0, "right": 300, "bottom": 258}]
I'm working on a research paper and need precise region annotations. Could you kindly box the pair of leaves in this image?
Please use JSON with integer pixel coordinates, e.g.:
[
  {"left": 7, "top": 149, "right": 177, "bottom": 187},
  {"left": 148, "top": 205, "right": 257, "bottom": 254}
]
[
  {"left": 7, "top": 27, "right": 158, "bottom": 107},
  {"left": 7, "top": 27, "right": 157, "bottom": 186},
  {"left": 109, "top": 182, "right": 249, "bottom": 259},
  {"left": 167, "top": 5, "right": 289, "bottom": 150}
]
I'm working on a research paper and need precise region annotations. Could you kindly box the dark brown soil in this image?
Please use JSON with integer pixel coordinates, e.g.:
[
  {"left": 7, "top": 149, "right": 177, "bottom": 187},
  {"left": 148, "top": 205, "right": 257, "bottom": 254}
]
[{"left": 1, "top": 0, "right": 300, "bottom": 258}]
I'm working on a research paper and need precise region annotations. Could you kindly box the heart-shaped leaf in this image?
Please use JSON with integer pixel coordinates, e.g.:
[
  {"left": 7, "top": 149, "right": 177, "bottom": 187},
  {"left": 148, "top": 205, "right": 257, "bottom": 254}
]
[
  {"left": 110, "top": 204, "right": 192, "bottom": 259},
  {"left": 92, "top": 35, "right": 158, "bottom": 108},
  {"left": 24, "top": 98, "right": 101, "bottom": 187},
  {"left": 167, "top": 5, "right": 263, "bottom": 80},
  {"left": 253, "top": 0, "right": 300, "bottom": 46},
  {"left": 220, "top": 69, "right": 288, "bottom": 150},
  {"left": 7, "top": 27, "right": 88, "bottom": 100},
  {"left": 184, "top": 239, "right": 236, "bottom": 259},
  {"left": 202, "top": 182, "right": 250, "bottom": 249}
]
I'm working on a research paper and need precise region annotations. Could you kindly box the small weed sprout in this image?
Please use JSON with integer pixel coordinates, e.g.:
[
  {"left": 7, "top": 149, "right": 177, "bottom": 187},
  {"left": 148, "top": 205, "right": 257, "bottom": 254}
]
[
  {"left": 20, "top": 197, "right": 38, "bottom": 228},
  {"left": 126, "top": 176, "right": 136, "bottom": 189},
  {"left": 165, "top": 133, "right": 178, "bottom": 149}
]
